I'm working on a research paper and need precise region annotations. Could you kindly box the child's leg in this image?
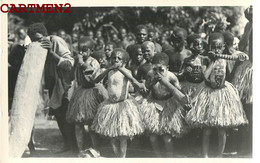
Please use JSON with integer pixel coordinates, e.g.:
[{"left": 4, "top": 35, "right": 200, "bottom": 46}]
[
  {"left": 119, "top": 136, "right": 128, "bottom": 158},
  {"left": 88, "top": 126, "right": 98, "bottom": 150},
  {"left": 75, "top": 123, "right": 85, "bottom": 153},
  {"left": 149, "top": 134, "right": 161, "bottom": 157},
  {"left": 217, "top": 128, "right": 226, "bottom": 157},
  {"left": 162, "top": 134, "right": 174, "bottom": 157},
  {"left": 110, "top": 138, "right": 120, "bottom": 157},
  {"left": 202, "top": 128, "right": 212, "bottom": 158}
]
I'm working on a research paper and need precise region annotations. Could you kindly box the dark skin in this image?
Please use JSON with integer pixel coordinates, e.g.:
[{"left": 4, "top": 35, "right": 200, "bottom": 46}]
[
  {"left": 129, "top": 47, "right": 145, "bottom": 78},
  {"left": 136, "top": 28, "right": 148, "bottom": 44},
  {"left": 39, "top": 37, "right": 63, "bottom": 63},
  {"left": 178, "top": 38, "right": 208, "bottom": 81},
  {"left": 29, "top": 32, "right": 52, "bottom": 54},
  {"left": 144, "top": 66, "right": 190, "bottom": 105},
  {"left": 94, "top": 52, "right": 147, "bottom": 93},
  {"left": 136, "top": 63, "right": 153, "bottom": 83},
  {"left": 29, "top": 32, "right": 76, "bottom": 153},
  {"left": 167, "top": 48, "right": 192, "bottom": 76}
]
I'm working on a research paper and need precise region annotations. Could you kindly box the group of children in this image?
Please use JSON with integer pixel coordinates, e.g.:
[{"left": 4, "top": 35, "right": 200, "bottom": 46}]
[{"left": 64, "top": 23, "right": 251, "bottom": 158}]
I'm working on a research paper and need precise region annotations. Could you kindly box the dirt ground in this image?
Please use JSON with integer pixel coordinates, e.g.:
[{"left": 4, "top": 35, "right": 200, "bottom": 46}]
[{"left": 21, "top": 112, "right": 252, "bottom": 158}]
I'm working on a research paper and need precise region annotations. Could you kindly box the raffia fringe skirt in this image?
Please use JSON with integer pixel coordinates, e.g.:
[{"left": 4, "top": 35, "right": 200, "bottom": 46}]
[
  {"left": 91, "top": 97, "right": 144, "bottom": 138},
  {"left": 140, "top": 95, "right": 188, "bottom": 137},
  {"left": 231, "top": 60, "right": 253, "bottom": 104},
  {"left": 181, "top": 81, "right": 201, "bottom": 98},
  {"left": 186, "top": 81, "right": 248, "bottom": 128},
  {"left": 66, "top": 84, "right": 108, "bottom": 125}
]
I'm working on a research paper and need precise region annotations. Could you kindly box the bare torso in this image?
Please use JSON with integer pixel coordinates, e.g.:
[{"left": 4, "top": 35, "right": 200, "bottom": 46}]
[{"left": 107, "top": 70, "right": 130, "bottom": 102}]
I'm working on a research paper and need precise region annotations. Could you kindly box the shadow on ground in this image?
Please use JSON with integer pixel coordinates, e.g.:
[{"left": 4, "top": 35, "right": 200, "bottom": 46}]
[{"left": 22, "top": 116, "right": 252, "bottom": 158}]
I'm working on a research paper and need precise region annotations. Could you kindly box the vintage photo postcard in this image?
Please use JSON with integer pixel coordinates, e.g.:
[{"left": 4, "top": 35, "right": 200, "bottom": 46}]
[{"left": 1, "top": 0, "right": 258, "bottom": 163}]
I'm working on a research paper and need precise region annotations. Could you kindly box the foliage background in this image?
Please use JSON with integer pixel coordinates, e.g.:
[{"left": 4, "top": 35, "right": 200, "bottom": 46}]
[{"left": 8, "top": 7, "right": 247, "bottom": 37}]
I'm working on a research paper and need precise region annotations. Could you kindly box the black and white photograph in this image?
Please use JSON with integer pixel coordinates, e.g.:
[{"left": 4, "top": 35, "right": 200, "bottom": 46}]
[{"left": 1, "top": 0, "right": 255, "bottom": 161}]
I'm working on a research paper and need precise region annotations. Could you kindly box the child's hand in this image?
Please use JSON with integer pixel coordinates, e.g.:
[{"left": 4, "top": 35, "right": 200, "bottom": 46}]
[
  {"left": 157, "top": 72, "right": 168, "bottom": 82},
  {"left": 136, "top": 83, "right": 148, "bottom": 93},
  {"left": 207, "top": 51, "right": 216, "bottom": 59},
  {"left": 237, "top": 53, "right": 249, "bottom": 61},
  {"left": 154, "top": 72, "right": 164, "bottom": 81},
  {"left": 40, "top": 39, "right": 52, "bottom": 50}
]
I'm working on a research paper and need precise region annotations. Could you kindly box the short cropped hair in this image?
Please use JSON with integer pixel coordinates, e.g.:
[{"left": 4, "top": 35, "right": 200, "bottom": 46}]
[
  {"left": 171, "top": 28, "right": 188, "bottom": 40},
  {"left": 152, "top": 52, "right": 169, "bottom": 66},
  {"left": 141, "top": 41, "right": 155, "bottom": 51},
  {"left": 27, "top": 23, "right": 48, "bottom": 38},
  {"left": 111, "top": 48, "right": 130, "bottom": 63},
  {"left": 106, "top": 42, "right": 117, "bottom": 48},
  {"left": 92, "top": 50, "right": 106, "bottom": 60},
  {"left": 78, "top": 36, "right": 95, "bottom": 50},
  {"left": 208, "top": 32, "right": 224, "bottom": 44},
  {"left": 135, "top": 25, "right": 148, "bottom": 33},
  {"left": 187, "top": 34, "right": 201, "bottom": 47},
  {"left": 222, "top": 32, "right": 234, "bottom": 46},
  {"left": 132, "top": 44, "right": 142, "bottom": 55}
]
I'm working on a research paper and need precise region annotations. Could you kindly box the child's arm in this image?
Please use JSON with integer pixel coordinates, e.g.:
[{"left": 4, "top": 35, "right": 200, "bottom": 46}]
[
  {"left": 201, "top": 56, "right": 210, "bottom": 73},
  {"left": 145, "top": 71, "right": 159, "bottom": 90},
  {"left": 203, "top": 61, "right": 214, "bottom": 83},
  {"left": 169, "top": 73, "right": 182, "bottom": 90},
  {"left": 94, "top": 65, "right": 115, "bottom": 83},
  {"left": 118, "top": 67, "right": 147, "bottom": 92},
  {"left": 154, "top": 73, "right": 189, "bottom": 104},
  {"left": 159, "top": 73, "right": 189, "bottom": 104},
  {"left": 176, "top": 58, "right": 189, "bottom": 78},
  {"left": 136, "top": 66, "right": 144, "bottom": 82}
]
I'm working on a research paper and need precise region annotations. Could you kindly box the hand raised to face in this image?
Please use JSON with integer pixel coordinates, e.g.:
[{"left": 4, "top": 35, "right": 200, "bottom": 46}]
[{"left": 40, "top": 39, "right": 52, "bottom": 50}]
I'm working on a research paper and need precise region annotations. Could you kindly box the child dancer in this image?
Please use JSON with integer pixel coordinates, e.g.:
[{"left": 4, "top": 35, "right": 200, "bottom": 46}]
[
  {"left": 178, "top": 34, "right": 208, "bottom": 98},
  {"left": 186, "top": 33, "right": 248, "bottom": 157},
  {"left": 66, "top": 37, "right": 108, "bottom": 157},
  {"left": 91, "top": 48, "right": 145, "bottom": 158},
  {"left": 141, "top": 52, "right": 188, "bottom": 157}
]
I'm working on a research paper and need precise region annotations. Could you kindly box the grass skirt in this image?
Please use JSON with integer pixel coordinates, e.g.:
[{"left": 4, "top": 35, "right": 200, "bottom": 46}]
[
  {"left": 186, "top": 81, "right": 248, "bottom": 128},
  {"left": 91, "top": 97, "right": 144, "bottom": 138},
  {"left": 140, "top": 95, "right": 187, "bottom": 137},
  {"left": 231, "top": 60, "right": 252, "bottom": 104},
  {"left": 66, "top": 84, "right": 108, "bottom": 125},
  {"left": 181, "top": 81, "right": 201, "bottom": 98}
]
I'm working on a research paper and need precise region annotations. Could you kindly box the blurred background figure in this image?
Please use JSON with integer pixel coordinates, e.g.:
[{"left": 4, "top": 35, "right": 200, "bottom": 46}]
[{"left": 58, "top": 29, "right": 73, "bottom": 51}]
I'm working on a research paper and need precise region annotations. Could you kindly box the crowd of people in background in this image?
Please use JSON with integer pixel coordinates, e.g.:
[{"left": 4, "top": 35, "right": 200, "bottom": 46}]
[{"left": 8, "top": 6, "right": 252, "bottom": 158}]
